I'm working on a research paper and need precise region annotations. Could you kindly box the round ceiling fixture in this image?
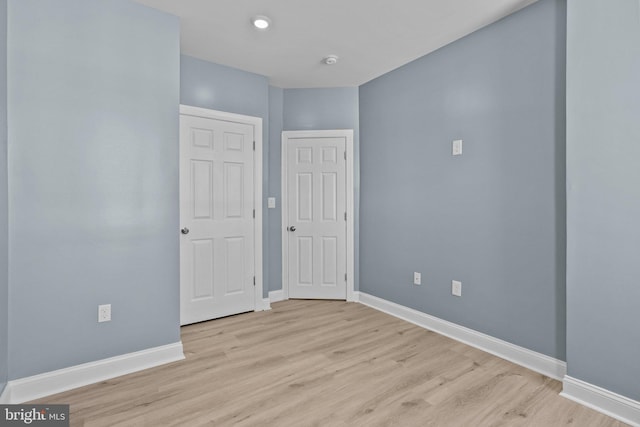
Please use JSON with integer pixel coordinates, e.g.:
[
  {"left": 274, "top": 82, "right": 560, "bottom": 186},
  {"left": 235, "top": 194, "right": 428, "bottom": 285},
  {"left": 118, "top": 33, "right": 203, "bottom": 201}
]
[
  {"left": 252, "top": 15, "right": 271, "bottom": 30},
  {"left": 323, "top": 55, "right": 339, "bottom": 65}
]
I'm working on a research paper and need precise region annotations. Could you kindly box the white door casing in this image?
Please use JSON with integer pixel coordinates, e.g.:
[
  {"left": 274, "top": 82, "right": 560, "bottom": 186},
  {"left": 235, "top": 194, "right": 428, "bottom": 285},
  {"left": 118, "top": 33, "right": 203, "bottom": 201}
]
[
  {"left": 282, "top": 130, "right": 355, "bottom": 301},
  {"left": 180, "top": 105, "right": 263, "bottom": 325}
]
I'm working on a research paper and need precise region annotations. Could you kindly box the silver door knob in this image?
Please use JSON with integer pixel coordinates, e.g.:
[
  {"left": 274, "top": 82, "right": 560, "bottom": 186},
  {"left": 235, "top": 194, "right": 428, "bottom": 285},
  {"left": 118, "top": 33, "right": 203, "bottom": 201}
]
[
  {"left": 181, "top": 227, "right": 189, "bottom": 235},
  {"left": 288, "top": 226, "right": 296, "bottom": 232}
]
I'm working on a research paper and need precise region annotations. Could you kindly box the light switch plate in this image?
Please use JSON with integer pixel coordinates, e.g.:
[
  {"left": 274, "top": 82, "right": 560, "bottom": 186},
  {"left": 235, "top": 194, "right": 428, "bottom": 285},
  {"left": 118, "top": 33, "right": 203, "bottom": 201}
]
[{"left": 268, "top": 197, "right": 276, "bottom": 209}]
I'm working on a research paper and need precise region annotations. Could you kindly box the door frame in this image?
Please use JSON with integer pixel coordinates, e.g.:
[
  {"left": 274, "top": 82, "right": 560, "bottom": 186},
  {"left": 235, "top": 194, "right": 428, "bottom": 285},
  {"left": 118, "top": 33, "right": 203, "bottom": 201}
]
[
  {"left": 179, "top": 104, "right": 264, "bottom": 316},
  {"left": 281, "top": 129, "right": 355, "bottom": 302}
]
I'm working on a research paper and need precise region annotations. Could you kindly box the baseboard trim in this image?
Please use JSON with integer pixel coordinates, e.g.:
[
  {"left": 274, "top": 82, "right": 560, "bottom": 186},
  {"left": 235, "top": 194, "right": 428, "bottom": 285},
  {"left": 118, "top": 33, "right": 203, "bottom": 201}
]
[
  {"left": 261, "top": 298, "right": 272, "bottom": 311},
  {"left": 561, "top": 376, "right": 640, "bottom": 426},
  {"left": 0, "top": 383, "right": 10, "bottom": 404},
  {"left": 269, "top": 289, "right": 285, "bottom": 303},
  {"left": 357, "top": 292, "right": 566, "bottom": 381},
  {"left": 1, "top": 342, "right": 185, "bottom": 404}
]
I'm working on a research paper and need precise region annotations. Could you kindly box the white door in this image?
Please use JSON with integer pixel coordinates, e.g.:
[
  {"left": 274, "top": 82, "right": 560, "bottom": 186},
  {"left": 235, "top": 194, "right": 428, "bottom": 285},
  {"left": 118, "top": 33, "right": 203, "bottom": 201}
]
[
  {"left": 284, "top": 133, "right": 349, "bottom": 300},
  {"left": 180, "top": 110, "right": 257, "bottom": 325}
]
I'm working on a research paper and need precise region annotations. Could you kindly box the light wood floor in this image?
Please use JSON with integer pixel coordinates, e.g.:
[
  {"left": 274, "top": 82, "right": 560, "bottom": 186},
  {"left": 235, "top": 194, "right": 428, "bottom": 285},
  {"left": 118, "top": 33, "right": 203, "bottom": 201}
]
[{"left": 34, "top": 300, "right": 626, "bottom": 426}]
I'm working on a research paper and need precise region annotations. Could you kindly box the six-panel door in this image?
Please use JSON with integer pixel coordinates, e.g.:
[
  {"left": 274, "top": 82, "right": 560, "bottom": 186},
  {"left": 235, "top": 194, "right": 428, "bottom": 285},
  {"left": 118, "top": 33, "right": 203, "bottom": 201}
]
[
  {"left": 180, "top": 114, "right": 255, "bottom": 325},
  {"left": 287, "top": 137, "right": 347, "bottom": 300}
]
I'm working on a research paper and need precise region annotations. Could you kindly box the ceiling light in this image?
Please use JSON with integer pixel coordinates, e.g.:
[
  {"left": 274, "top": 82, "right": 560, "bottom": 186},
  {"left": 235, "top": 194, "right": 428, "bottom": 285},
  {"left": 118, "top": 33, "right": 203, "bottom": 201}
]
[
  {"left": 252, "top": 16, "right": 271, "bottom": 30},
  {"left": 323, "top": 55, "right": 339, "bottom": 65}
]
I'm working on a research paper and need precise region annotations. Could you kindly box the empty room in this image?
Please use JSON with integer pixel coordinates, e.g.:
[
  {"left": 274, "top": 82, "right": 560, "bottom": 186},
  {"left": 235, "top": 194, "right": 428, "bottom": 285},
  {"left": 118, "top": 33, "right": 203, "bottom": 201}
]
[{"left": 0, "top": 0, "right": 638, "bottom": 426}]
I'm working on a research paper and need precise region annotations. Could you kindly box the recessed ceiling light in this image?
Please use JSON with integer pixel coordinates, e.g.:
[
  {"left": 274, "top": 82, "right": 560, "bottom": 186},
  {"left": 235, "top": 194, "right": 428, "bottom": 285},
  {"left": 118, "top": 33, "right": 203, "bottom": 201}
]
[
  {"left": 323, "top": 55, "right": 339, "bottom": 65},
  {"left": 252, "top": 15, "right": 271, "bottom": 30}
]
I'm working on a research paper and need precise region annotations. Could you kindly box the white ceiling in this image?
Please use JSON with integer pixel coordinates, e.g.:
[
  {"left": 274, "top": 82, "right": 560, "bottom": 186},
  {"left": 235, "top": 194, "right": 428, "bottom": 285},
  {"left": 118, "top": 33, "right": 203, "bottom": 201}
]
[{"left": 134, "top": 0, "right": 538, "bottom": 88}]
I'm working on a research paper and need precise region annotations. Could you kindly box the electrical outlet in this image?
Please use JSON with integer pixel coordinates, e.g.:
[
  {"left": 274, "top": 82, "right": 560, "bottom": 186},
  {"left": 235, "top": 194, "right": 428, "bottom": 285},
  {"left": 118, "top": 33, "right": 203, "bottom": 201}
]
[
  {"left": 413, "top": 272, "right": 421, "bottom": 285},
  {"left": 98, "top": 304, "right": 111, "bottom": 323},
  {"left": 452, "top": 280, "right": 462, "bottom": 297},
  {"left": 268, "top": 197, "right": 276, "bottom": 208},
  {"left": 452, "top": 139, "right": 463, "bottom": 156}
]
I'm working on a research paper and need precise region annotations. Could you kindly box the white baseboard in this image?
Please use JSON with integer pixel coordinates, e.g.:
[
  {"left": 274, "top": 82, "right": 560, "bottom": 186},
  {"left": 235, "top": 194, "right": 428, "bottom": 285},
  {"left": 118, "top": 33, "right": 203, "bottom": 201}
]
[
  {"left": 561, "top": 376, "right": 640, "bottom": 427},
  {"left": 0, "top": 342, "right": 184, "bottom": 404},
  {"left": 260, "top": 298, "right": 272, "bottom": 311},
  {"left": 0, "top": 383, "right": 10, "bottom": 404},
  {"left": 357, "top": 292, "right": 566, "bottom": 381},
  {"left": 269, "top": 289, "right": 285, "bottom": 303}
]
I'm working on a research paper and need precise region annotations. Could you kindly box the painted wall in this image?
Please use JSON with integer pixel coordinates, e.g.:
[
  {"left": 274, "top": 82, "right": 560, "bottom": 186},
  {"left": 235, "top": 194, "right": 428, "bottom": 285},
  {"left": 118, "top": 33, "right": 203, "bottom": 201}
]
[
  {"left": 267, "top": 86, "right": 284, "bottom": 294},
  {"left": 181, "top": 55, "right": 269, "bottom": 123},
  {"left": 0, "top": 0, "right": 7, "bottom": 395},
  {"left": 279, "top": 88, "right": 361, "bottom": 291},
  {"left": 7, "top": 0, "right": 180, "bottom": 379},
  {"left": 359, "top": 0, "right": 566, "bottom": 359},
  {"left": 180, "top": 55, "right": 271, "bottom": 297},
  {"left": 566, "top": 0, "right": 640, "bottom": 400}
]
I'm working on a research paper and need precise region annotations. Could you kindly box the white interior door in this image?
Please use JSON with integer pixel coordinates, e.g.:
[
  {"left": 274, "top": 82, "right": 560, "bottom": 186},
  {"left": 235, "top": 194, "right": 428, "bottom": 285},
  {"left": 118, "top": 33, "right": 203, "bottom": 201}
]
[
  {"left": 180, "top": 110, "right": 257, "bottom": 325},
  {"left": 285, "top": 134, "right": 348, "bottom": 300}
]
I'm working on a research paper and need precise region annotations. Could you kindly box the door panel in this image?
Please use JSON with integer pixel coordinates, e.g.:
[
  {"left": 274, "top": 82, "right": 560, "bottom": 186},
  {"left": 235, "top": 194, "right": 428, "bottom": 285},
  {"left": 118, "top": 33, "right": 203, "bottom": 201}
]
[
  {"left": 192, "top": 239, "right": 214, "bottom": 299},
  {"left": 287, "top": 137, "right": 347, "bottom": 300},
  {"left": 224, "top": 162, "right": 244, "bottom": 218},
  {"left": 224, "top": 236, "right": 245, "bottom": 294},
  {"left": 321, "top": 237, "right": 338, "bottom": 286},
  {"left": 180, "top": 114, "right": 255, "bottom": 325},
  {"left": 322, "top": 173, "right": 337, "bottom": 221},
  {"left": 192, "top": 160, "right": 213, "bottom": 219},
  {"left": 297, "top": 173, "right": 313, "bottom": 221}
]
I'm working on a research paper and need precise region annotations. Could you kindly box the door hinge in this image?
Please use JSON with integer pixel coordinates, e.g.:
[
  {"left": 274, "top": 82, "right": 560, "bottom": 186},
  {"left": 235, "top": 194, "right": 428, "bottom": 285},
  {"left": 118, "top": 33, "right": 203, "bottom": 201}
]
[
  {"left": 253, "top": 141, "right": 256, "bottom": 151},
  {"left": 345, "top": 273, "right": 347, "bottom": 282},
  {"left": 344, "top": 151, "right": 347, "bottom": 160},
  {"left": 253, "top": 276, "right": 256, "bottom": 286},
  {"left": 253, "top": 209, "right": 255, "bottom": 218},
  {"left": 344, "top": 212, "right": 347, "bottom": 221}
]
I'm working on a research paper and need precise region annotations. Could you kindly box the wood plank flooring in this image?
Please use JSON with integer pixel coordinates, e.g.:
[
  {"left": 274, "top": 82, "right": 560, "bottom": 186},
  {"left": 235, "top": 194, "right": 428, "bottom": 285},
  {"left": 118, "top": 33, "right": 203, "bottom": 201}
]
[{"left": 33, "top": 300, "right": 626, "bottom": 426}]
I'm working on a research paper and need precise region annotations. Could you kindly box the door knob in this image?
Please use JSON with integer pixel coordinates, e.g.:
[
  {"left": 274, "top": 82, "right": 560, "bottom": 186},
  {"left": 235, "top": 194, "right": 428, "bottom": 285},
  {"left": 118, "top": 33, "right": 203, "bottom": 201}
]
[
  {"left": 288, "top": 226, "right": 296, "bottom": 232},
  {"left": 181, "top": 227, "right": 189, "bottom": 235}
]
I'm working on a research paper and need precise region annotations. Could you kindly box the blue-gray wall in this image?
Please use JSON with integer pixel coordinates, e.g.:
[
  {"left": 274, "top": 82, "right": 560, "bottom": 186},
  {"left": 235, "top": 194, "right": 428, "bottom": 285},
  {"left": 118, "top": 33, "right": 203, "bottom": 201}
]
[
  {"left": 180, "top": 55, "right": 271, "bottom": 297},
  {"left": 267, "top": 86, "right": 284, "bottom": 293},
  {"left": 0, "top": 0, "right": 7, "bottom": 395},
  {"left": 566, "top": 0, "right": 640, "bottom": 400},
  {"left": 359, "top": 0, "right": 566, "bottom": 359},
  {"left": 7, "top": 0, "right": 180, "bottom": 379},
  {"left": 280, "top": 88, "right": 361, "bottom": 291},
  {"left": 181, "top": 55, "right": 269, "bottom": 123}
]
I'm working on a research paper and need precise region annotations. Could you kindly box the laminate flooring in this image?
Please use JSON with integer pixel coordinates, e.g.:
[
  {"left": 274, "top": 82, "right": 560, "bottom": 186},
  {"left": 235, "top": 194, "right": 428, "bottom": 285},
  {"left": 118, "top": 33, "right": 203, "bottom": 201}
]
[{"left": 33, "top": 300, "right": 627, "bottom": 426}]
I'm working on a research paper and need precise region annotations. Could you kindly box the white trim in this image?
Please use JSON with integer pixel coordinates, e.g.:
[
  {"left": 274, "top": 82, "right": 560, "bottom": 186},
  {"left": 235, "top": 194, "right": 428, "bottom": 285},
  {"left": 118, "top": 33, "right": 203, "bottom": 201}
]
[
  {"left": 269, "top": 289, "right": 285, "bottom": 303},
  {"left": 352, "top": 291, "right": 361, "bottom": 303},
  {"left": 179, "top": 105, "right": 264, "bottom": 318},
  {"left": 0, "top": 342, "right": 184, "bottom": 404},
  {"left": 261, "top": 298, "right": 272, "bottom": 311},
  {"left": 179, "top": 105, "right": 261, "bottom": 128},
  {"left": 281, "top": 130, "right": 355, "bottom": 301},
  {"left": 0, "top": 384, "right": 11, "bottom": 404},
  {"left": 561, "top": 376, "right": 640, "bottom": 427},
  {"left": 358, "top": 292, "right": 566, "bottom": 381}
]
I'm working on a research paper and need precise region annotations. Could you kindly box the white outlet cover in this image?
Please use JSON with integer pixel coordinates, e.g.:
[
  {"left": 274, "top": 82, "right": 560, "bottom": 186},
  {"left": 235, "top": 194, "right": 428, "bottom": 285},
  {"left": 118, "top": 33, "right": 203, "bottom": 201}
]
[
  {"left": 452, "top": 280, "right": 462, "bottom": 297},
  {"left": 98, "top": 304, "right": 111, "bottom": 323},
  {"left": 452, "top": 139, "right": 463, "bottom": 156},
  {"left": 413, "top": 272, "right": 421, "bottom": 285},
  {"left": 268, "top": 197, "right": 276, "bottom": 208}
]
